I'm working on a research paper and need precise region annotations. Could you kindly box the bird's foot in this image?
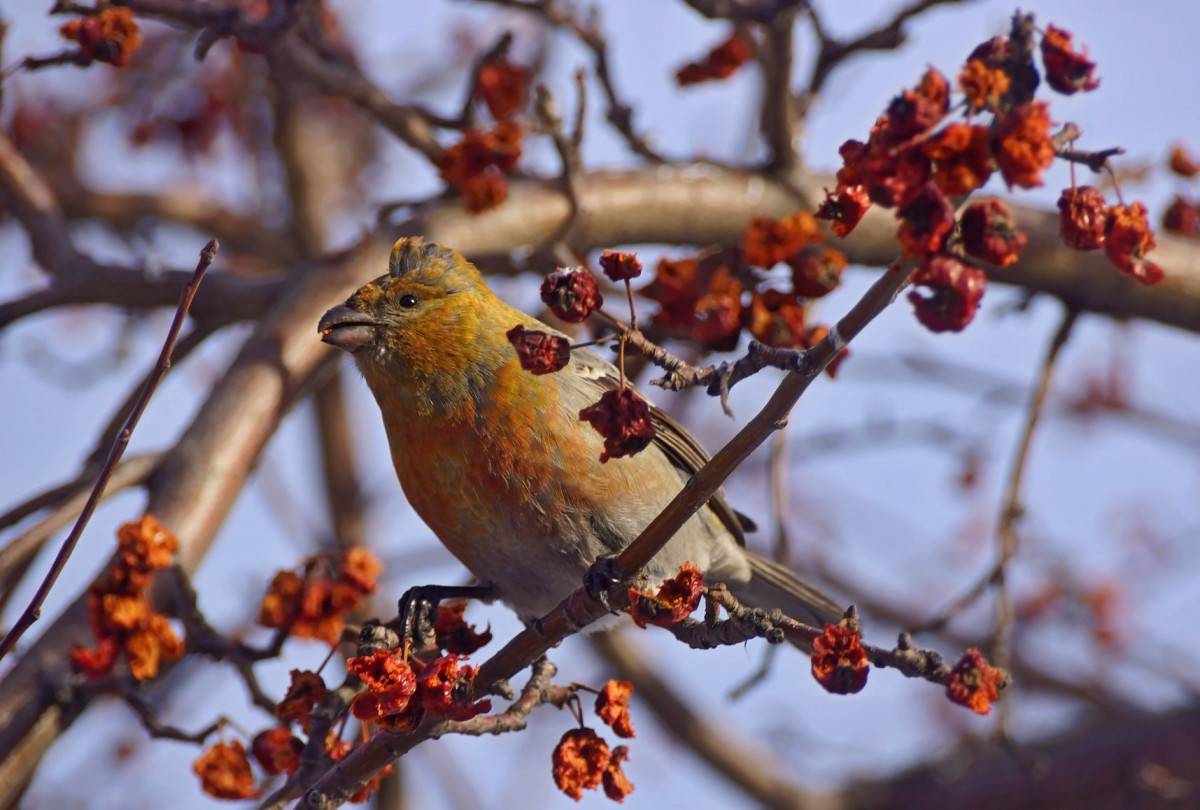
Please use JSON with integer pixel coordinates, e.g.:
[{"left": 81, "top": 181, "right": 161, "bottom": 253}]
[
  {"left": 394, "top": 582, "right": 498, "bottom": 657},
  {"left": 583, "top": 556, "right": 622, "bottom": 612}
]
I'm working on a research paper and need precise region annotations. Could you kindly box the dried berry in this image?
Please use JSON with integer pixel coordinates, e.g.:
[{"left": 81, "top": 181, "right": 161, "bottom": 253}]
[
  {"left": 815, "top": 184, "right": 871, "bottom": 237},
  {"left": 746, "top": 289, "right": 807, "bottom": 348},
  {"left": 579, "top": 387, "right": 656, "bottom": 463},
  {"left": 540, "top": 268, "right": 603, "bottom": 323},
  {"left": 1057, "top": 185, "right": 1108, "bottom": 250},
  {"left": 675, "top": 32, "right": 753, "bottom": 85},
  {"left": 810, "top": 619, "right": 869, "bottom": 695},
  {"left": 992, "top": 102, "right": 1054, "bottom": 189},
  {"left": 507, "top": 325, "right": 571, "bottom": 375},
  {"left": 1040, "top": 24, "right": 1100, "bottom": 95},
  {"left": 595, "top": 680, "right": 636, "bottom": 739},
  {"left": 908, "top": 255, "right": 987, "bottom": 333},
  {"left": 789, "top": 247, "right": 846, "bottom": 298},
  {"left": 960, "top": 198, "right": 1027, "bottom": 267},
  {"left": 627, "top": 562, "right": 703, "bottom": 628},
  {"left": 598, "top": 250, "right": 643, "bottom": 282},
  {"left": 945, "top": 647, "right": 1006, "bottom": 715},
  {"left": 897, "top": 184, "right": 955, "bottom": 258},
  {"left": 1104, "top": 202, "right": 1165, "bottom": 285}
]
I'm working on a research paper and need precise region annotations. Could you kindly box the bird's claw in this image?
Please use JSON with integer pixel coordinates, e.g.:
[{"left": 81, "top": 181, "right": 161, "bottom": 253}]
[
  {"left": 584, "top": 556, "right": 622, "bottom": 612},
  {"left": 396, "top": 586, "right": 439, "bottom": 655},
  {"left": 394, "top": 582, "right": 499, "bottom": 656}
]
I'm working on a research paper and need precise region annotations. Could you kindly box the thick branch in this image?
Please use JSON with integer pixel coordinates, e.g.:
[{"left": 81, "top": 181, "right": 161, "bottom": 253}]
[
  {"left": 7, "top": 168, "right": 1199, "bottom": 334},
  {"left": 844, "top": 703, "right": 1200, "bottom": 810}
]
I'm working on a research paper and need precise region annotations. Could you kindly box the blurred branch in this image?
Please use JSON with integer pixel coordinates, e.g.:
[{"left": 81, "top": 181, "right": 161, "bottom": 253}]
[
  {"left": 269, "top": 63, "right": 370, "bottom": 553},
  {"left": 682, "top": 0, "right": 807, "bottom": 23},
  {"left": 989, "top": 307, "right": 1078, "bottom": 724},
  {"left": 471, "top": 0, "right": 665, "bottom": 162},
  {"left": 798, "top": 0, "right": 975, "bottom": 117},
  {"left": 759, "top": 9, "right": 800, "bottom": 170},
  {"left": 120, "top": 0, "right": 444, "bottom": 162},
  {"left": 0, "top": 130, "right": 279, "bottom": 330},
  {"left": 52, "top": 183, "right": 298, "bottom": 263},
  {"left": 269, "top": 39, "right": 443, "bottom": 164},
  {"left": 121, "top": 687, "right": 225, "bottom": 744},
  {"left": 532, "top": 81, "right": 583, "bottom": 251},
  {"left": 312, "top": 369, "right": 368, "bottom": 550},
  {"left": 843, "top": 703, "right": 1200, "bottom": 809},
  {"left": 590, "top": 630, "right": 818, "bottom": 810},
  {"left": 0, "top": 131, "right": 84, "bottom": 274},
  {"left": 6, "top": 167, "right": 1200, "bottom": 335},
  {"left": 0, "top": 263, "right": 277, "bottom": 332},
  {"left": 158, "top": 567, "right": 282, "bottom": 714}
]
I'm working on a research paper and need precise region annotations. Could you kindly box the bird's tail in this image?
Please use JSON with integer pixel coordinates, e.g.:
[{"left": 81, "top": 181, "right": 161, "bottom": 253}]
[{"left": 731, "top": 551, "right": 843, "bottom": 651}]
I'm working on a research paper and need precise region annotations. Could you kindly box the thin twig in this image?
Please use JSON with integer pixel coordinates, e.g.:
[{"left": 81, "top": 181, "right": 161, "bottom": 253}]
[
  {"left": 122, "top": 687, "right": 225, "bottom": 744},
  {"left": 798, "top": 0, "right": 973, "bottom": 117},
  {"left": 0, "top": 240, "right": 218, "bottom": 661},
  {"left": 913, "top": 309, "right": 1079, "bottom": 639},
  {"left": 991, "top": 308, "right": 1079, "bottom": 668},
  {"left": 533, "top": 82, "right": 583, "bottom": 248},
  {"left": 671, "top": 587, "right": 958, "bottom": 686},
  {"left": 473, "top": 0, "right": 665, "bottom": 162}
]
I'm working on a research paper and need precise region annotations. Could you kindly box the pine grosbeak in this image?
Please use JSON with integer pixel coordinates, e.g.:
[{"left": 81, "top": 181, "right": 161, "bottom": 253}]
[{"left": 319, "top": 238, "right": 841, "bottom": 629}]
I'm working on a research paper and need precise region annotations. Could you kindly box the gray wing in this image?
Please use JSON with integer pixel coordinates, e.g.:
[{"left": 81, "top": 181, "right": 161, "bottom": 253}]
[{"left": 571, "top": 348, "right": 755, "bottom": 545}]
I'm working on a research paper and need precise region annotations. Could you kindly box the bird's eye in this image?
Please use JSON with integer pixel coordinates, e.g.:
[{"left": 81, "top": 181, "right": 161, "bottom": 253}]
[{"left": 399, "top": 294, "right": 418, "bottom": 309}]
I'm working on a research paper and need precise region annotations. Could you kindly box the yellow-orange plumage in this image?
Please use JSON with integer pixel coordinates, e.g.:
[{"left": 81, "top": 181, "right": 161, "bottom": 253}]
[{"left": 319, "top": 237, "right": 841, "bottom": 625}]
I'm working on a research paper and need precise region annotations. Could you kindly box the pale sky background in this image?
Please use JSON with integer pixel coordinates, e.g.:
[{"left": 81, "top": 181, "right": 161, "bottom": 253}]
[{"left": 2, "top": 1, "right": 1199, "bottom": 808}]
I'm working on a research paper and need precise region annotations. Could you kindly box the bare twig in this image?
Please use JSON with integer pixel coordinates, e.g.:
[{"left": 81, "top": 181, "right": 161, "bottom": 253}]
[
  {"left": 158, "top": 567, "right": 282, "bottom": 715},
  {"left": 675, "top": 588, "right": 959, "bottom": 685},
  {"left": 270, "top": 39, "right": 443, "bottom": 164},
  {"left": 122, "top": 688, "right": 225, "bottom": 744},
  {"left": 1051, "top": 122, "right": 1126, "bottom": 173},
  {"left": 472, "top": 0, "right": 665, "bottom": 162},
  {"left": 533, "top": 82, "right": 583, "bottom": 248},
  {"left": 990, "top": 308, "right": 1079, "bottom": 669},
  {"left": 0, "top": 241, "right": 218, "bottom": 661},
  {"left": 798, "top": 0, "right": 974, "bottom": 116}
]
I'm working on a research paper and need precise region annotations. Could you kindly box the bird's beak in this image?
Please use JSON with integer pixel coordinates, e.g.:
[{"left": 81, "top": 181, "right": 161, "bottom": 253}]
[{"left": 319, "top": 305, "right": 379, "bottom": 353}]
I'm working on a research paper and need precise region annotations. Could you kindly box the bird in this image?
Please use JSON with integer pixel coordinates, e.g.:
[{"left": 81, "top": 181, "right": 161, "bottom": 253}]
[{"left": 318, "top": 236, "right": 842, "bottom": 634}]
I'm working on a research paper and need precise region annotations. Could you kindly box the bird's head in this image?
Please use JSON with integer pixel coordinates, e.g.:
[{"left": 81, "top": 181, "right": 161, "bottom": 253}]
[{"left": 319, "top": 237, "right": 512, "bottom": 405}]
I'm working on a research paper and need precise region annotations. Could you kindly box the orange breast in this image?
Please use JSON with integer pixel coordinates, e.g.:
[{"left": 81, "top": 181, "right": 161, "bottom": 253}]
[{"left": 381, "top": 360, "right": 595, "bottom": 565}]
